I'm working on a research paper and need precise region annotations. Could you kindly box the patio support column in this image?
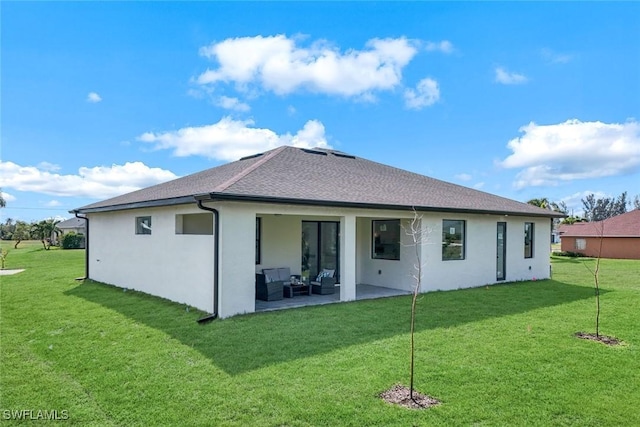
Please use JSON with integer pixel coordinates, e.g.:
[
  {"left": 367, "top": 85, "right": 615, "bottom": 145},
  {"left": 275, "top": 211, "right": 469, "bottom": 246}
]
[
  {"left": 340, "top": 214, "right": 357, "bottom": 301},
  {"left": 217, "top": 205, "right": 256, "bottom": 318}
]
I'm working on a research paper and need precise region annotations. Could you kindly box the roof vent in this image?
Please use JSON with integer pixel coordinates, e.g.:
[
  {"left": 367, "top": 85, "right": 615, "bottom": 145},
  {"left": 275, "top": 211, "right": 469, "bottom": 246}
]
[
  {"left": 332, "top": 152, "right": 356, "bottom": 159},
  {"left": 301, "top": 148, "right": 328, "bottom": 156},
  {"left": 239, "top": 153, "right": 264, "bottom": 161}
]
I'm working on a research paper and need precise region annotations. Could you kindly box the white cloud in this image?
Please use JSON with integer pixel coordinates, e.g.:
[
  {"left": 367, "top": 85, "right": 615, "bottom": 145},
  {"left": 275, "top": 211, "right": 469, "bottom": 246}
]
[
  {"left": 0, "top": 161, "right": 178, "bottom": 199},
  {"left": 495, "top": 67, "right": 528, "bottom": 85},
  {"left": 37, "top": 162, "right": 61, "bottom": 172},
  {"left": 87, "top": 92, "right": 102, "bottom": 103},
  {"left": 45, "top": 200, "right": 62, "bottom": 207},
  {"left": 425, "top": 40, "right": 454, "bottom": 54},
  {"left": 287, "top": 105, "right": 297, "bottom": 116},
  {"left": 138, "top": 117, "right": 330, "bottom": 161},
  {"left": 404, "top": 78, "right": 440, "bottom": 109},
  {"left": 196, "top": 35, "right": 418, "bottom": 98},
  {"left": 455, "top": 173, "right": 473, "bottom": 181},
  {"left": 500, "top": 119, "right": 640, "bottom": 188},
  {"left": 1, "top": 191, "right": 16, "bottom": 202},
  {"left": 216, "top": 96, "right": 250, "bottom": 112},
  {"left": 540, "top": 48, "right": 573, "bottom": 64},
  {"left": 473, "top": 182, "right": 485, "bottom": 189}
]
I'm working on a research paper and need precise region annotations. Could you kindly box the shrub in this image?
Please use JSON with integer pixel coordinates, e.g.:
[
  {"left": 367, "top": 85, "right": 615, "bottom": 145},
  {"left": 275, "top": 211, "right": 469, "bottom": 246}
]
[
  {"left": 61, "top": 232, "right": 85, "bottom": 249},
  {"left": 552, "top": 251, "right": 586, "bottom": 258}
]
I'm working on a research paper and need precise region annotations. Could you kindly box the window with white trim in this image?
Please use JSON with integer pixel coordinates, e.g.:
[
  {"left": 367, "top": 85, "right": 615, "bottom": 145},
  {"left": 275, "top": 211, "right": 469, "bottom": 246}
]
[{"left": 575, "top": 238, "right": 586, "bottom": 250}]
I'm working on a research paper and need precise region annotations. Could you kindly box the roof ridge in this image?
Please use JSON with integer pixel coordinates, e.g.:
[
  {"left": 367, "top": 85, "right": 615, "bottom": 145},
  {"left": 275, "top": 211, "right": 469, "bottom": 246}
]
[{"left": 212, "top": 146, "right": 287, "bottom": 193}]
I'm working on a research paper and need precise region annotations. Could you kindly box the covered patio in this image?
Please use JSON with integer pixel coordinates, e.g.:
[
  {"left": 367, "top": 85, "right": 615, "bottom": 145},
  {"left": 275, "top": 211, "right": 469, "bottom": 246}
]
[{"left": 255, "top": 284, "right": 411, "bottom": 312}]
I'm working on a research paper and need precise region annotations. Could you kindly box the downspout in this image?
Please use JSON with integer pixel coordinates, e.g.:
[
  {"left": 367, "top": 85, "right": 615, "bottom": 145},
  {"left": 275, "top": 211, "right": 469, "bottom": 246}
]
[
  {"left": 74, "top": 211, "right": 89, "bottom": 280},
  {"left": 196, "top": 199, "right": 219, "bottom": 323}
]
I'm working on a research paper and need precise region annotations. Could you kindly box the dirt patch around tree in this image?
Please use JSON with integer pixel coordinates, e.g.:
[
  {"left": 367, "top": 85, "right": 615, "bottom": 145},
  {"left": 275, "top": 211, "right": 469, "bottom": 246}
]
[
  {"left": 379, "top": 384, "right": 440, "bottom": 410},
  {"left": 575, "top": 332, "right": 621, "bottom": 346}
]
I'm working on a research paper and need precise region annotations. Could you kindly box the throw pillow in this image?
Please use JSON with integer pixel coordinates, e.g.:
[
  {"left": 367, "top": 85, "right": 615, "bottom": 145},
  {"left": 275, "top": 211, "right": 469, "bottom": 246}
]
[{"left": 316, "top": 269, "right": 335, "bottom": 281}]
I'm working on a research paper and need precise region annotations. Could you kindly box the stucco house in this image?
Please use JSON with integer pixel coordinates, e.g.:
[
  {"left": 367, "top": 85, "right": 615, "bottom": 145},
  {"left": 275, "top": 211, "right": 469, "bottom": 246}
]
[
  {"left": 559, "top": 210, "right": 640, "bottom": 259},
  {"left": 57, "top": 217, "right": 87, "bottom": 235},
  {"left": 73, "top": 146, "right": 562, "bottom": 319},
  {"left": 52, "top": 217, "right": 86, "bottom": 246}
]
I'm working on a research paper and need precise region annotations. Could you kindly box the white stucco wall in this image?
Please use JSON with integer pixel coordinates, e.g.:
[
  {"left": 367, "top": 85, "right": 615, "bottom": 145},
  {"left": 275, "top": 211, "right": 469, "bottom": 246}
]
[
  {"left": 88, "top": 205, "right": 214, "bottom": 313},
  {"left": 420, "top": 214, "right": 552, "bottom": 292},
  {"left": 256, "top": 215, "right": 304, "bottom": 274},
  {"left": 87, "top": 200, "right": 553, "bottom": 319},
  {"left": 357, "top": 217, "right": 420, "bottom": 292}
]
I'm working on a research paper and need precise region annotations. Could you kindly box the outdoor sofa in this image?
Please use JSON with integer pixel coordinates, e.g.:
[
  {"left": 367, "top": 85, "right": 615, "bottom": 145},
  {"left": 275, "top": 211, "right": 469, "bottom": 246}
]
[{"left": 255, "top": 267, "right": 293, "bottom": 301}]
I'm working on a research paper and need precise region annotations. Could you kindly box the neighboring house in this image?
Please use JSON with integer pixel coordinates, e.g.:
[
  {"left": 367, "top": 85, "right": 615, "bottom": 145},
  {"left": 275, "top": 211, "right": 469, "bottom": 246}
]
[
  {"left": 53, "top": 217, "right": 87, "bottom": 246},
  {"left": 57, "top": 217, "right": 87, "bottom": 235},
  {"left": 73, "top": 146, "right": 563, "bottom": 319},
  {"left": 558, "top": 210, "right": 640, "bottom": 259}
]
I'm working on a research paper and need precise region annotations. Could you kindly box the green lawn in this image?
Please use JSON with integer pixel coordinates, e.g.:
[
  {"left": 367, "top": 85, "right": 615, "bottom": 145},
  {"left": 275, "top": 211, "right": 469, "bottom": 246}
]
[{"left": 1, "top": 241, "right": 639, "bottom": 426}]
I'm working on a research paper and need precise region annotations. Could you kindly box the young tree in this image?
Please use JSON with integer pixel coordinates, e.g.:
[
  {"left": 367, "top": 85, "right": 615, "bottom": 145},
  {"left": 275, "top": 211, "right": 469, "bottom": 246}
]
[
  {"left": 404, "top": 209, "right": 432, "bottom": 402},
  {"left": 585, "top": 220, "right": 606, "bottom": 337},
  {"left": 579, "top": 208, "right": 621, "bottom": 343}
]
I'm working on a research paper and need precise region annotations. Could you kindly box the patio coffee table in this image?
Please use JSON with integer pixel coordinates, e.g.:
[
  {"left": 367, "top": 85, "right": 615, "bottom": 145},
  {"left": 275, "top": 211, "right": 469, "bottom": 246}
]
[{"left": 283, "top": 283, "right": 312, "bottom": 298}]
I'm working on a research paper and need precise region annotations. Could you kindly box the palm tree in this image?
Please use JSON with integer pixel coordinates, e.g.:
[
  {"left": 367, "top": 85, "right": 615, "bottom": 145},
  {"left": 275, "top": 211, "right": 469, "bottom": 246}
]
[
  {"left": 527, "top": 198, "right": 564, "bottom": 212},
  {"left": 31, "top": 219, "right": 62, "bottom": 250}
]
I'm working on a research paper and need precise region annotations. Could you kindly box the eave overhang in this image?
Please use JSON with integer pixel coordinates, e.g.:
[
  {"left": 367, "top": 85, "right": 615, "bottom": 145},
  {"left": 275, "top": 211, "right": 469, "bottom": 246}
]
[
  {"left": 195, "top": 192, "right": 566, "bottom": 219},
  {"left": 71, "top": 196, "right": 196, "bottom": 214},
  {"left": 72, "top": 192, "right": 564, "bottom": 219}
]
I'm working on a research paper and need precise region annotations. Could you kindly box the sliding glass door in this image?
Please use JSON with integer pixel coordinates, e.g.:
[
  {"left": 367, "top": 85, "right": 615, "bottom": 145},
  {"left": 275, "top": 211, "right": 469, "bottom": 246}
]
[{"left": 302, "top": 221, "right": 339, "bottom": 282}]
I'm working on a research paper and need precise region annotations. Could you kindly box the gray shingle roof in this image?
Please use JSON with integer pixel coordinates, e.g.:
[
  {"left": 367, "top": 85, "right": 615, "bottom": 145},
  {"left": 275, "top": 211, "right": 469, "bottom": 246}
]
[
  {"left": 74, "top": 146, "right": 562, "bottom": 218},
  {"left": 57, "top": 217, "right": 86, "bottom": 229}
]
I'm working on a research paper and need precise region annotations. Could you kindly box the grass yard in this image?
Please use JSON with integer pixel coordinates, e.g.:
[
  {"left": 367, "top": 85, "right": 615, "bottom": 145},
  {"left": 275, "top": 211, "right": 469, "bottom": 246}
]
[{"left": 1, "top": 241, "right": 639, "bottom": 426}]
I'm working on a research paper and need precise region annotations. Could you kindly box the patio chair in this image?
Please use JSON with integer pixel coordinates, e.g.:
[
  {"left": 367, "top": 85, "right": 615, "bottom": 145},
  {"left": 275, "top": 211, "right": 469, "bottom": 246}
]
[
  {"left": 255, "top": 273, "right": 284, "bottom": 301},
  {"left": 311, "top": 269, "right": 336, "bottom": 295}
]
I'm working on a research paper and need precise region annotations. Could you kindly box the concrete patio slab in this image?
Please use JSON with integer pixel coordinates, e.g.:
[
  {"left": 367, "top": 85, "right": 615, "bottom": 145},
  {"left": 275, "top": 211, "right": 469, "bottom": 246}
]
[{"left": 255, "top": 284, "right": 411, "bottom": 313}]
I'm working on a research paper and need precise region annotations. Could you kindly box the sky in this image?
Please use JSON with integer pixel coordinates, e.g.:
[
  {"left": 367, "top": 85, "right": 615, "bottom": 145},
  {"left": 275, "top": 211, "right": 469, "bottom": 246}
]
[{"left": 2, "top": 2, "right": 639, "bottom": 222}]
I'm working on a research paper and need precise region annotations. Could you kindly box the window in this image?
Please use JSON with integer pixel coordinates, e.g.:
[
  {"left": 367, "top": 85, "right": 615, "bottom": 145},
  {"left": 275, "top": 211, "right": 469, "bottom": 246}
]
[
  {"left": 136, "top": 216, "right": 152, "bottom": 235},
  {"left": 575, "top": 238, "right": 586, "bottom": 250},
  {"left": 256, "top": 218, "right": 261, "bottom": 265},
  {"left": 372, "top": 220, "right": 400, "bottom": 260},
  {"left": 524, "top": 222, "right": 534, "bottom": 258},
  {"left": 442, "top": 220, "right": 465, "bottom": 260}
]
